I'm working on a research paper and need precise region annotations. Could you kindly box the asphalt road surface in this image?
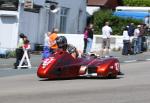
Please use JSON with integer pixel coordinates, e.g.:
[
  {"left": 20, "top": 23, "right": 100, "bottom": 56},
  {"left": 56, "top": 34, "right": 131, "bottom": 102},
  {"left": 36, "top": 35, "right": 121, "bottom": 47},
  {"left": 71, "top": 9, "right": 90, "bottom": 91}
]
[{"left": 0, "top": 61, "right": 150, "bottom": 103}]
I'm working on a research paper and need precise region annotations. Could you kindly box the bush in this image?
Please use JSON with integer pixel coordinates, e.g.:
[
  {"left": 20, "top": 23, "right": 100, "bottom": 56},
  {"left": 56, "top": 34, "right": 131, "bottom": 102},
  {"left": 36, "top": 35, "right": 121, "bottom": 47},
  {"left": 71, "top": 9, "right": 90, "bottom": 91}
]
[
  {"left": 92, "top": 10, "right": 142, "bottom": 35},
  {"left": 92, "top": 10, "right": 112, "bottom": 34},
  {"left": 8, "top": 50, "right": 16, "bottom": 58}
]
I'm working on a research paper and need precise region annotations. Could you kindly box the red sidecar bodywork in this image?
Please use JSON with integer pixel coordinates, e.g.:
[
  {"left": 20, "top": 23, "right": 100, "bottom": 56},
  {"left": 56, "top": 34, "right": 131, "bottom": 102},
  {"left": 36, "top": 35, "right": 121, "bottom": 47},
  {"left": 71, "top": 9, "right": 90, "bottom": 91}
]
[{"left": 37, "top": 50, "right": 120, "bottom": 79}]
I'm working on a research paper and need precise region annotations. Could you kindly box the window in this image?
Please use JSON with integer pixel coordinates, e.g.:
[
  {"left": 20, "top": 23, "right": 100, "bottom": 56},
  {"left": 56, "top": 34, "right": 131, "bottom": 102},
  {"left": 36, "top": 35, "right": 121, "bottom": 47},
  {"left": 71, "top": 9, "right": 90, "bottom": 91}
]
[{"left": 60, "top": 7, "right": 69, "bottom": 33}]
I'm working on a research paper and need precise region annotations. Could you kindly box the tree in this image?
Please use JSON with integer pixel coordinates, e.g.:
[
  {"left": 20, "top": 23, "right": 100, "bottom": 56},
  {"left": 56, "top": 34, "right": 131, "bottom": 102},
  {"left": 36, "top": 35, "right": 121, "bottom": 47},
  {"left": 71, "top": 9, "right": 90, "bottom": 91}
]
[{"left": 123, "top": 0, "right": 150, "bottom": 6}]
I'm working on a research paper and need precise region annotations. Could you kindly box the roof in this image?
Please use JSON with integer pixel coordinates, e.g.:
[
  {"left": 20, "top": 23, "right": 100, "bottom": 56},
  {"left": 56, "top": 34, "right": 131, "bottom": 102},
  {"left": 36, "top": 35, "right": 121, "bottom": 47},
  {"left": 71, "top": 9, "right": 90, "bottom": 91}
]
[
  {"left": 87, "top": 0, "right": 107, "bottom": 6},
  {"left": 87, "top": 0, "right": 119, "bottom": 9}
]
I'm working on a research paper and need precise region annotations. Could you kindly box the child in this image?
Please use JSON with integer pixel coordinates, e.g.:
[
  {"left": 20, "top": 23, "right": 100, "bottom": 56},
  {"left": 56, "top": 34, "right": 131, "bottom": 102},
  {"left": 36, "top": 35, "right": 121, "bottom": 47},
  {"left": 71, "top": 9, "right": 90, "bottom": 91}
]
[
  {"left": 23, "top": 40, "right": 30, "bottom": 49},
  {"left": 23, "top": 39, "right": 31, "bottom": 58}
]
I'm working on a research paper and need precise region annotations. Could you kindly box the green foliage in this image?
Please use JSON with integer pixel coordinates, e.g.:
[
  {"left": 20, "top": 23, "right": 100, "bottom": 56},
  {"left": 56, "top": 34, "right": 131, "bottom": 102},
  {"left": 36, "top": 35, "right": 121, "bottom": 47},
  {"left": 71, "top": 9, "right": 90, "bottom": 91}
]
[
  {"left": 123, "top": 0, "right": 150, "bottom": 6},
  {"left": 8, "top": 50, "right": 16, "bottom": 58},
  {"left": 92, "top": 10, "right": 112, "bottom": 34},
  {"left": 92, "top": 10, "right": 142, "bottom": 35}
]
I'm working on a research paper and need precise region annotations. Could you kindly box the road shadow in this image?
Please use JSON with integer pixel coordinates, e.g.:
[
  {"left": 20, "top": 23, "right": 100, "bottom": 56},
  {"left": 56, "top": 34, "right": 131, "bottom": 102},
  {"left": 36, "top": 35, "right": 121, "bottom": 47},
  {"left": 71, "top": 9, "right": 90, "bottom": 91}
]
[{"left": 38, "top": 76, "right": 124, "bottom": 81}]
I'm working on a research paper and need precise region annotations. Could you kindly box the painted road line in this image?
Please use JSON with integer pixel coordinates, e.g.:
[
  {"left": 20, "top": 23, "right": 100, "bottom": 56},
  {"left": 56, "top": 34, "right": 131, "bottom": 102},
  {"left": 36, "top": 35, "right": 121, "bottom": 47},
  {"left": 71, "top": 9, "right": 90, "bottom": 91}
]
[
  {"left": 0, "top": 67, "right": 38, "bottom": 71},
  {"left": 145, "top": 58, "right": 150, "bottom": 61},
  {"left": 123, "top": 60, "right": 137, "bottom": 63}
]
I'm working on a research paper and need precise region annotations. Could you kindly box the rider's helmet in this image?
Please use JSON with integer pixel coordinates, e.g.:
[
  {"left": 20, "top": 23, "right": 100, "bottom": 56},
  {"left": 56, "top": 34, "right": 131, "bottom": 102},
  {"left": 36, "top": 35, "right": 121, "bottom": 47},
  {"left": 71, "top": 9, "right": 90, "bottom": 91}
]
[{"left": 56, "top": 36, "right": 68, "bottom": 50}]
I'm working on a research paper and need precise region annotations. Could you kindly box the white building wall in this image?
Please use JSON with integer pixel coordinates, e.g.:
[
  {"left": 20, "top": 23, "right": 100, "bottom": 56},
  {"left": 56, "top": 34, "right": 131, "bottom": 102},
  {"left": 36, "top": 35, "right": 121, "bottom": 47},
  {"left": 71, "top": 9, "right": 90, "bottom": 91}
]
[
  {"left": 37, "top": 8, "right": 48, "bottom": 44},
  {"left": 0, "top": 11, "right": 19, "bottom": 49},
  {"left": 86, "top": 6, "right": 100, "bottom": 16},
  {"left": 58, "top": 34, "right": 150, "bottom": 53},
  {"left": 55, "top": 0, "right": 87, "bottom": 34},
  {"left": 19, "top": 0, "right": 87, "bottom": 49},
  {"left": 36, "top": 0, "right": 87, "bottom": 46},
  {"left": 58, "top": 34, "right": 124, "bottom": 52},
  {"left": 18, "top": 4, "right": 40, "bottom": 49}
]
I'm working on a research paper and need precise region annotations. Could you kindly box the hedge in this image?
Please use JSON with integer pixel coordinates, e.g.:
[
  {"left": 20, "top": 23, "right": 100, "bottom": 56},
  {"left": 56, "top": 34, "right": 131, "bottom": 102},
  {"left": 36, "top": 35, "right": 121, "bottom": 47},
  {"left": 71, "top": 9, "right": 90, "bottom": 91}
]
[{"left": 91, "top": 10, "right": 142, "bottom": 35}]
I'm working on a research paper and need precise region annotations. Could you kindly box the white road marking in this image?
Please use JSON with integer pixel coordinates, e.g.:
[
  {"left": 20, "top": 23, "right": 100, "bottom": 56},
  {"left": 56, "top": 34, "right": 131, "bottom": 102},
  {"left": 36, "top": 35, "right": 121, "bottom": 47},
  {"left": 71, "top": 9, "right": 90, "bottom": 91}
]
[
  {"left": 0, "top": 67, "right": 38, "bottom": 71},
  {"left": 146, "top": 58, "right": 150, "bottom": 61},
  {"left": 123, "top": 60, "right": 137, "bottom": 63}
]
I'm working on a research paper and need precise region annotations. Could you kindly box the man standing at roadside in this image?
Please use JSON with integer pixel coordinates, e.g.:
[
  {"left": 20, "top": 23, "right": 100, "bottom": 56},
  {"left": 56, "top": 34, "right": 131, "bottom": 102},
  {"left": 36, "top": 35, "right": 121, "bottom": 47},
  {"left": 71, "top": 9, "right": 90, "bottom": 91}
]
[
  {"left": 101, "top": 21, "right": 112, "bottom": 55},
  {"left": 128, "top": 23, "right": 135, "bottom": 37},
  {"left": 133, "top": 25, "right": 141, "bottom": 54}
]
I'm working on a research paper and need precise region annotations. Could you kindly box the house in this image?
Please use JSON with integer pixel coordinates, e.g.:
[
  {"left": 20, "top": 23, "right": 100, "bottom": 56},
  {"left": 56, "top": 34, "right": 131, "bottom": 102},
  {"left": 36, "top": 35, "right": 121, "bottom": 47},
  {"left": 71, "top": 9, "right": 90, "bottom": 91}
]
[{"left": 0, "top": 0, "right": 87, "bottom": 50}]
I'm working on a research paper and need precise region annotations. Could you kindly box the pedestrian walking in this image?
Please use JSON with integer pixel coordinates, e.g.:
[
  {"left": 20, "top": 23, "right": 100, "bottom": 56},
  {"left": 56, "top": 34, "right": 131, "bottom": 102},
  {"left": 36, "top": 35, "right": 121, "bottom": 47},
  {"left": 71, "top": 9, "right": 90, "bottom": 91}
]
[
  {"left": 17, "top": 35, "right": 32, "bottom": 69},
  {"left": 14, "top": 33, "right": 25, "bottom": 69},
  {"left": 101, "top": 21, "right": 112, "bottom": 55}
]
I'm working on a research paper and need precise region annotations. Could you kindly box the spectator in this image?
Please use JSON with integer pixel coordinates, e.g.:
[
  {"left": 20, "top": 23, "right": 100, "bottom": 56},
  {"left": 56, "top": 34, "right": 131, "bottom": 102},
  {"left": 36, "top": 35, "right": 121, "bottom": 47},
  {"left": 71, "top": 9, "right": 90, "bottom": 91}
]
[
  {"left": 20, "top": 35, "right": 31, "bottom": 67},
  {"left": 122, "top": 27, "right": 130, "bottom": 55},
  {"left": 83, "top": 26, "right": 88, "bottom": 53},
  {"left": 144, "top": 15, "right": 149, "bottom": 27},
  {"left": 139, "top": 24, "right": 146, "bottom": 52},
  {"left": 23, "top": 37, "right": 31, "bottom": 58},
  {"left": 143, "top": 24, "right": 149, "bottom": 35},
  {"left": 49, "top": 28, "right": 59, "bottom": 54},
  {"left": 140, "top": 24, "right": 145, "bottom": 36},
  {"left": 133, "top": 25, "right": 141, "bottom": 54},
  {"left": 128, "top": 23, "right": 135, "bottom": 36},
  {"left": 101, "top": 21, "right": 112, "bottom": 55},
  {"left": 42, "top": 32, "right": 51, "bottom": 59},
  {"left": 86, "top": 24, "right": 94, "bottom": 54},
  {"left": 14, "top": 33, "right": 25, "bottom": 69},
  {"left": 23, "top": 36, "right": 30, "bottom": 48}
]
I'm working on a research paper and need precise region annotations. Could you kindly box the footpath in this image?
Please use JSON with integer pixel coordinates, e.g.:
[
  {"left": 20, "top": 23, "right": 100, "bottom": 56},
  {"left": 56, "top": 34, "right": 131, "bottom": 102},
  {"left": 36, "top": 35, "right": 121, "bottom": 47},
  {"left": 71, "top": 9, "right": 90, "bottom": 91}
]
[
  {"left": 0, "top": 54, "right": 41, "bottom": 69},
  {"left": 0, "top": 51, "right": 150, "bottom": 69}
]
